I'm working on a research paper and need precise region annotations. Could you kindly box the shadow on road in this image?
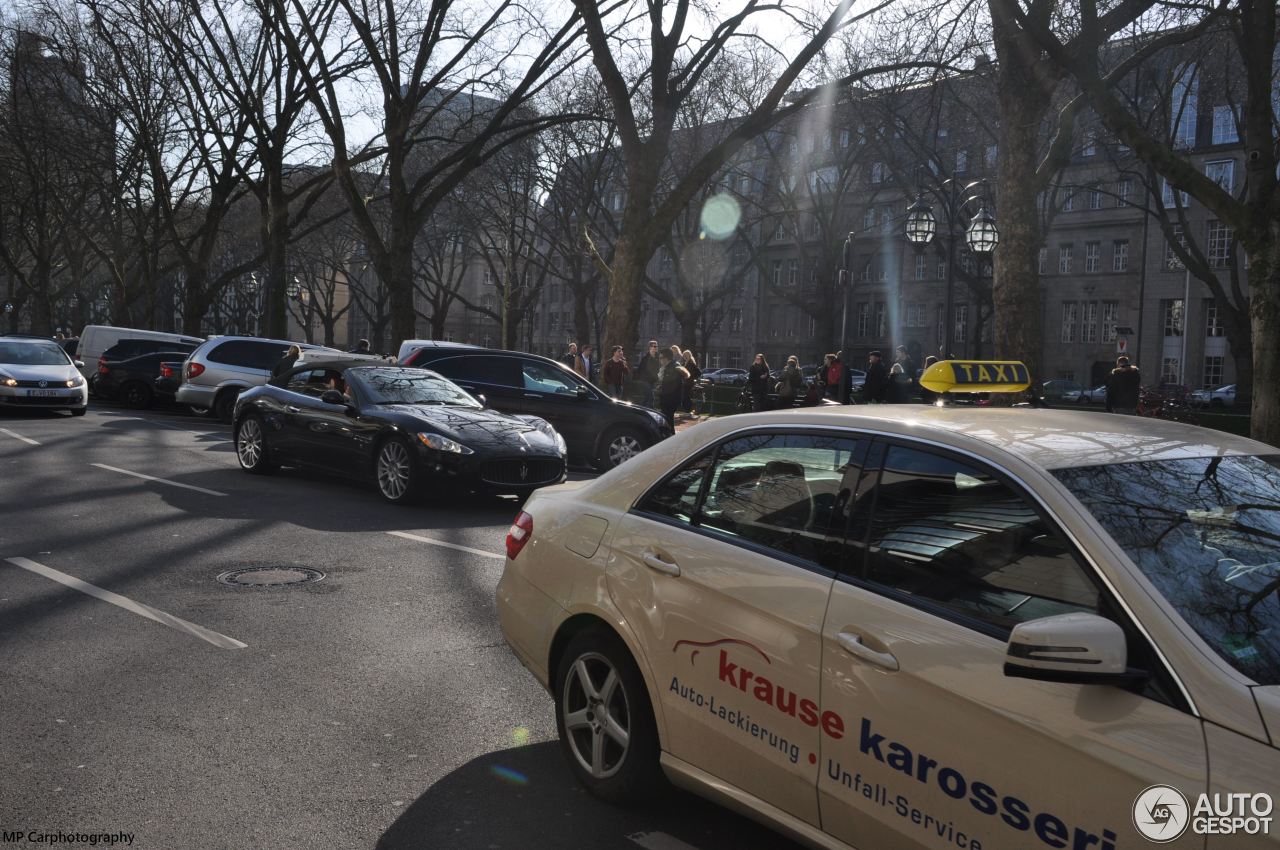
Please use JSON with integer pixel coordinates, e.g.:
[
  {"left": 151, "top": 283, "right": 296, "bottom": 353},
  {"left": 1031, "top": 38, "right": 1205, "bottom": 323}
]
[{"left": 377, "top": 742, "right": 803, "bottom": 850}]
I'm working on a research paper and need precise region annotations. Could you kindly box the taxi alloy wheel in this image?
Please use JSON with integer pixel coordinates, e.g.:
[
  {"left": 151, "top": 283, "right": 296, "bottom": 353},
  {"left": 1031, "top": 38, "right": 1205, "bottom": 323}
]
[
  {"left": 555, "top": 629, "right": 662, "bottom": 802},
  {"left": 376, "top": 437, "right": 419, "bottom": 504},
  {"left": 235, "top": 415, "right": 275, "bottom": 475}
]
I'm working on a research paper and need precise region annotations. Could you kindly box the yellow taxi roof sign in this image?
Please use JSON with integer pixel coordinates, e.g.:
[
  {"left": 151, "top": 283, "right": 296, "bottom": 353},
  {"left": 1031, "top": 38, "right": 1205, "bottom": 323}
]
[{"left": 919, "top": 360, "right": 1031, "bottom": 394}]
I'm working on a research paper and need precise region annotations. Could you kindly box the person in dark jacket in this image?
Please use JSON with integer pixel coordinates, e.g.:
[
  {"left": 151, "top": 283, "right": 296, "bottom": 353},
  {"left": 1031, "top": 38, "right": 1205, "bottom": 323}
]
[
  {"left": 602, "top": 346, "right": 630, "bottom": 399},
  {"left": 681, "top": 349, "right": 701, "bottom": 413},
  {"left": 348, "top": 338, "right": 371, "bottom": 354},
  {"left": 778, "top": 355, "right": 805, "bottom": 407},
  {"left": 638, "top": 340, "right": 661, "bottom": 407},
  {"left": 656, "top": 350, "right": 689, "bottom": 431},
  {"left": 271, "top": 344, "right": 302, "bottom": 379},
  {"left": 1106, "top": 356, "right": 1142, "bottom": 414},
  {"left": 864, "top": 350, "right": 890, "bottom": 403},
  {"left": 747, "top": 353, "right": 771, "bottom": 411},
  {"left": 888, "top": 362, "right": 913, "bottom": 403}
]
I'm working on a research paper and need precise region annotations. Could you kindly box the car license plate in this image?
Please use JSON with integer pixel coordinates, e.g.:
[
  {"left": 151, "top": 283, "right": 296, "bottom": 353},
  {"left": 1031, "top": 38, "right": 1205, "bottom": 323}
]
[{"left": 26, "top": 389, "right": 62, "bottom": 397}]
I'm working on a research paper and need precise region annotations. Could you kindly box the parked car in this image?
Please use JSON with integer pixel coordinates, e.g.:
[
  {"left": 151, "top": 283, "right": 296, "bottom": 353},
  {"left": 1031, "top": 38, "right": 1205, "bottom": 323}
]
[
  {"left": 155, "top": 360, "right": 185, "bottom": 398},
  {"left": 396, "top": 339, "right": 480, "bottom": 362},
  {"left": 497, "top": 400, "right": 1280, "bottom": 848},
  {"left": 233, "top": 361, "right": 566, "bottom": 503},
  {"left": 1040, "top": 379, "right": 1083, "bottom": 404},
  {"left": 175, "top": 336, "right": 341, "bottom": 421},
  {"left": 1078, "top": 384, "right": 1107, "bottom": 404},
  {"left": 93, "top": 350, "right": 191, "bottom": 408},
  {"left": 76, "top": 325, "right": 204, "bottom": 381},
  {"left": 402, "top": 343, "right": 670, "bottom": 470},
  {"left": 0, "top": 337, "right": 88, "bottom": 415},
  {"left": 703, "top": 367, "right": 748, "bottom": 386},
  {"left": 1191, "top": 383, "right": 1236, "bottom": 408}
]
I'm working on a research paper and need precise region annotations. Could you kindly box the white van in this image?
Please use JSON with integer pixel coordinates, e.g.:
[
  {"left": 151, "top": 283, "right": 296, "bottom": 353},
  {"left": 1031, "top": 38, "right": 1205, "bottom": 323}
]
[{"left": 76, "top": 325, "right": 206, "bottom": 379}]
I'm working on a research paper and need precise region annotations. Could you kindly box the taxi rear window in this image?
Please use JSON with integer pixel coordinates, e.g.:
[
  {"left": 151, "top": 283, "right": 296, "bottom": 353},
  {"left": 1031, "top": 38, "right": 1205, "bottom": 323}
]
[{"left": 1054, "top": 455, "right": 1280, "bottom": 685}]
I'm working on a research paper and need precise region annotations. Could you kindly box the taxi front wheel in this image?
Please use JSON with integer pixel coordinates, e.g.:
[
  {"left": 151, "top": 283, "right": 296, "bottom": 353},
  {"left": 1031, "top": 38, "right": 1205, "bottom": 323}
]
[{"left": 554, "top": 628, "right": 663, "bottom": 803}]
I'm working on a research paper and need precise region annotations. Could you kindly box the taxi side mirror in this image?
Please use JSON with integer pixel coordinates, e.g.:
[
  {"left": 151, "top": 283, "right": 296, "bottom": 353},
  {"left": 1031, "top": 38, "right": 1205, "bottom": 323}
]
[{"left": 1003, "top": 613, "right": 1147, "bottom": 686}]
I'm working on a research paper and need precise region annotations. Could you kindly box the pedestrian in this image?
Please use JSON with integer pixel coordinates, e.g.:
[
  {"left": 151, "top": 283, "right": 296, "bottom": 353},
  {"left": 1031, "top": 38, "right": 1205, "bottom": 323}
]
[
  {"left": 681, "top": 349, "right": 701, "bottom": 413},
  {"left": 747, "top": 353, "right": 771, "bottom": 412},
  {"left": 818, "top": 353, "right": 835, "bottom": 399},
  {"left": 919, "top": 355, "right": 939, "bottom": 405},
  {"left": 888, "top": 362, "right": 912, "bottom": 403},
  {"left": 656, "top": 349, "right": 689, "bottom": 432},
  {"left": 638, "top": 340, "right": 661, "bottom": 407},
  {"left": 580, "top": 344, "right": 596, "bottom": 382},
  {"left": 602, "top": 345, "right": 630, "bottom": 399},
  {"left": 272, "top": 344, "right": 302, "bottom": 379},
  {"left": 778, "top": 355, "right": 805, "bottom": 407},
  {"left": 834, "top": 350, "right": 852, "bottom": 403},
  {"left": 895, "top": 345, "right": 916, "bottom": 398},
  {"left": 348, "top": 338, "right": 370, "bottom": 354},
  {"left": 1106, "top": 355, "right": 1141, "bottom": 414},
  {"left": 864, "top": 350, "right": 890, "bottom": 403},
  {"left": 560, "top": 342, "right": 586, "bottom": 377}
]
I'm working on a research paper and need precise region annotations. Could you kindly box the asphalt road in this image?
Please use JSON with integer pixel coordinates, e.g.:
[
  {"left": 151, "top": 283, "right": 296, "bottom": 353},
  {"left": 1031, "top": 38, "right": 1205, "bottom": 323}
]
[{"left": 0, "top": 403, "right": 802, "bottom": 850}]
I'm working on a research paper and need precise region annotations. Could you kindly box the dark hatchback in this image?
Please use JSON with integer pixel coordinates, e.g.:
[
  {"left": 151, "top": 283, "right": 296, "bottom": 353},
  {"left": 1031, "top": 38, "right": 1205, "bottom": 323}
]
[
  {"left": 232, "top": 361, "right": 567, "bottom": 503},
  {"left": 402, "top": 343, "right": 671, "bottom": 469},
  {"left": 93, "top": 350, "right": 193, "bottom": 408}
]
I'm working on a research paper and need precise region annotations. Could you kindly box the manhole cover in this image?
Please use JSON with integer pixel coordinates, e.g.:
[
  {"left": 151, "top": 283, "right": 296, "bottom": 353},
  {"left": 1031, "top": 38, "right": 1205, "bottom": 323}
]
[{"left": 216, "top": 567, "right": 325, "bottom": 588}]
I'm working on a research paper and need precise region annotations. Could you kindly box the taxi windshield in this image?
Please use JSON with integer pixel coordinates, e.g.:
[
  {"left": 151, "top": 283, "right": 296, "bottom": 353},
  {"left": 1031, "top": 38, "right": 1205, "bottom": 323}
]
[
  {"left": 352, "top": 367, "right": 480, "bottom": 408},
  {"left": 1054, "top": 455, "right": 1280, "bottom": 685}
]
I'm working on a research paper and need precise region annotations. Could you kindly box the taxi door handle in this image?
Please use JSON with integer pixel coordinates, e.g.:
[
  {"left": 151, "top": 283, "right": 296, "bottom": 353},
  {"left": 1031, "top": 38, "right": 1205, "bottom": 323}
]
[
  {"left": 837, "top": 632, "right": 899, "bottom": 671},
  {"left": 641, "top": 552, "right": 680, "bottom": 577}
]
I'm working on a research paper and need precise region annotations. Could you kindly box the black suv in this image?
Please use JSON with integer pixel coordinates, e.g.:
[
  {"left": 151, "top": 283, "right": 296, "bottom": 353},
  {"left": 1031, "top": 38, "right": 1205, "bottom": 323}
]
[{"left": 403, "top": 343, "right": 671, "bottom": 469}]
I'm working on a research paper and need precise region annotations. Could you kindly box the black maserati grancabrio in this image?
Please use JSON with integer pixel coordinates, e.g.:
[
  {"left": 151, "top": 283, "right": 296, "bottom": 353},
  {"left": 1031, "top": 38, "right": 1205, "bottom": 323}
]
[{"left": 232, "top": 361, "right": 568, "bottom": 503}]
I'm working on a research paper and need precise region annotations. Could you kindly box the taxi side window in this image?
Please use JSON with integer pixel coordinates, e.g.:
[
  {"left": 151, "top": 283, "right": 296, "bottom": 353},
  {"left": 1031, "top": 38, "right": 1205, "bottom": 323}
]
[
  {"left": 697, "top": 433, "right": 865, "bottom": 572},
  {"left": 859, "top": 444, "right": 1100, "bottom": 632},
  {"left": 636, "top": 450, "right": 714, "bottom": 524}
]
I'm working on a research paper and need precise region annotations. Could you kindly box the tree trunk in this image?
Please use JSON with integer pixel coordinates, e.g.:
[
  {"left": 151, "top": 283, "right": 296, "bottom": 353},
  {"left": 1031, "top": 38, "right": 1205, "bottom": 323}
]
[
  {"left": 990, "top": 12, "right": 1048, "bottom": 387},
  {"left": 1248, "top": 228, "right": 1280, "bottom": 445},
  {"left": 263, "top": 160, "right": 290, "bottom": 339},
  {"left": 382, "top": 233, "right": 416, "bottom": 353},
  {"left": 573, "top": 289, "right": 591, "bottom": 349},
  {"left": 602, "top": 230, "right": 652, "bottom": 356},
  {"left": 182, "top": 268, "right": 208, "bottom": 335}
]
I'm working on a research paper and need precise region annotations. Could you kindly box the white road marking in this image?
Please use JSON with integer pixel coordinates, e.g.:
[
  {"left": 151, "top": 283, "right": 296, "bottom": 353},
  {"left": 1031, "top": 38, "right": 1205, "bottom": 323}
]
[
  {"left": 98, "top": 413, "right": 231, "bottom": 440},
  {"left": 91, "top": 463, "right": 227, "bottom": 497},
  {"left": 4, "top": 557, "right": 247, "bottom": 650},
  {"left": 386, "top": 530, "right": 505, "bottom": 561},
  {"left": 0, "top": 428, "right": 40, "bottom": 446},
  {"left": 628, "top": 833, "right": 703, "bottom": 850}
]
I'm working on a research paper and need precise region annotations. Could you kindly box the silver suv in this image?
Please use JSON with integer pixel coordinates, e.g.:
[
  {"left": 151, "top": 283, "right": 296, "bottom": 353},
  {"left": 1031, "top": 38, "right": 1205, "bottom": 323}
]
[{"left": 176, "top": 336, "right": 337, "bottom": 421}]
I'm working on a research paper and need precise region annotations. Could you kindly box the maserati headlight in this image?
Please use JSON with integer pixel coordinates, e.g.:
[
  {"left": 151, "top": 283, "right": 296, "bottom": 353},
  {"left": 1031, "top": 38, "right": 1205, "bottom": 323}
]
[
  {"left": 417, "top": 432, "right": 473, "bottom": 455},
  {"left": 555, "top": 432, "right": 567, "bottom": 455},
  {"left": 646, "top": 410, "right": 666, "bottom": 427}
]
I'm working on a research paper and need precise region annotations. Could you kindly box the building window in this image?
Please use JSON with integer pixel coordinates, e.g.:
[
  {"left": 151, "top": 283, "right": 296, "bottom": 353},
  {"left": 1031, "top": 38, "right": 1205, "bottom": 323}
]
[
  {"left": 1205, "top": 160, "right": 1234, "bottom": 194},
  {"left": 771, "top": 261, "right": 783, "bottom": 288},
  {"left": 1082, "top": 130, "right": 1097, "bottom": 157},
  {"left": 773, "top": 220, "right": 787, "bottom": 240},
  {"left": 879, "top": 206, "right": 893, "bottom": 233},
  {"left": 1060, "top": 302, "right": 1078, "bottom": 343},
  {"left": 856, "top": 303, "right": 870, "bottom": 338},
  {"left": 611, "top": 192, "right": 625, "bottom": 212},
  {"left": 955, "top": 150, "right": 968, "bottom": 173},
  {"left": 1082, "top": 301, "right": 1099, "bottom": 343},
  {"left": 985, "top": 145, "right": 997, "bottom": 168},
  {"left": 1117, "top": 179, "right": 1133, "bottom": 206},
  {"left": 1089, "top": 187, "right": 1102, "bottom": 209},
  {"left": 953, "top": 304, "right": 967, "bottom": 343},
  {"left": 875, "top": 303, "right": 887, "bottom": 338},
  {"left": 788, "top": 259, "right": 800, "bottom": 286},
  {"left": 863, "top": 207, "right": 876, "bottom": 231},
  {"left": 1038, "top": 247, "right": 1047, "bottom": 275},
  {"left": 808, "top": 215, "right": 821, "bottom": 238},
  {"left": 1161, "top": 178, "right": 1189, "bottom": 209},
  {"left": 1085, "top": 241, "right": 1100, "bottom": 273},
  {"left": 1202, "top": 356, "right": 1224, "bottom": 389},
  {"left": 708, "top": 351, "right": 721, "bottom": 369},
  {"left": 1058, "top": 243, "right": 1073, "bottom": 274},
  {"left": 1207, "top": 220, "right": 1233, "bottom": 268},
  {"left": 870, "top": 162, "right": 886, "bottom": 184},
  {"left": 1171, "top": 63, "right": 1198, "bottom": 149},
  {"left": 550, "top": 312, "right": 560, "bottom": 331},
  {"left": 1161, "top": 358, "right": 1180, "bottom": 384},
  {"left": 1205, "top": 301, "right": 1224, "bottom": 337},
  {"left": 1112, "top": 240, "right": 1129, "bottom": 272},
  {"left": 906, "top": 302, "right": 925, "bottom": 327},
  {"left": 729, "top": 307, "right": 743, "bottom": 332},
  {"left": 727, "top": 349, "right": 741, "bottom": 367},
  {"left": 936, "top": 305, "right": 945, "bottom": 346},
  {"left": 1063, "top": 190, "right": 1075, "bottom": 212},
  {"left": 657, "top": 310, "right": 671, "bottom": 333},
  {"left": 1165, "top": 225, "right": 1187, "bottom": 270},
  {"left": 1102, "top": 301, "right": 1119, "bottom": 343},
  {"left": 914, "top": 253, "right": 926, "bottom": 280},
  {"left": 839, "top": 128, "right": 850, "bottom": 148},
  {"left": 1211, "top": 106, "right": 1238, "bottom": 145},
  {"left": 1163, "top": 299, "right": 1184, "bottom": 337}
]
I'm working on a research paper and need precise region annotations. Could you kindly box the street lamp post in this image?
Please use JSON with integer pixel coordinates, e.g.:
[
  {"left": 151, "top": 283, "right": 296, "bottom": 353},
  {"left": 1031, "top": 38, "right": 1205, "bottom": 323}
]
[{"left": 903, "top": 179, "right": 999, "bottom": 360}]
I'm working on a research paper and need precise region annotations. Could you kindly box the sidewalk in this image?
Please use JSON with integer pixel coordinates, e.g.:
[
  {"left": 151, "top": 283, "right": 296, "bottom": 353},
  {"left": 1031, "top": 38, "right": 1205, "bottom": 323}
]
[{"left": 673, "top": 412, "right": 713, "bottom": 433}]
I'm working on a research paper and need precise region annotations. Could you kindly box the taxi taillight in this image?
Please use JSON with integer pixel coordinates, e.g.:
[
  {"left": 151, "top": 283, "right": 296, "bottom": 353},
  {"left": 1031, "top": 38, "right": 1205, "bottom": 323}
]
[{"left": 505, "top": 511, "right": 533, "bottom": 560}]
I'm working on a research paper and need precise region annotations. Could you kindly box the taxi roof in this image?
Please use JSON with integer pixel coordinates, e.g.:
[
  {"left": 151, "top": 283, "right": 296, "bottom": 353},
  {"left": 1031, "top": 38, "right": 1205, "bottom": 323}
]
[{"left": 723, "top": 405, "right": 1274, "bottom": 470}]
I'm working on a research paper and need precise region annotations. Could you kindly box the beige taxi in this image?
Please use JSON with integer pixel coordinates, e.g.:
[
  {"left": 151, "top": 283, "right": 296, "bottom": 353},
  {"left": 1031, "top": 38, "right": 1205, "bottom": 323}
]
[{"left": 497, "top": 363, "right": 1279, "bottom": 849}]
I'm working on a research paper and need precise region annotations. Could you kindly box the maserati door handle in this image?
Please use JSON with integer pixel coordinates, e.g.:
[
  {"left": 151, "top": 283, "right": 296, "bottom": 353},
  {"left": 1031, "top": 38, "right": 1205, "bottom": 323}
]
[
  {"left": 641, "top": 552, "right": 681, "bottom": 577},
  {"left": 836, "top": 631, "right": 899, "bottom": 671},
  {"left": 286, "top": 405, "right": 301, "bottom": 413}
]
